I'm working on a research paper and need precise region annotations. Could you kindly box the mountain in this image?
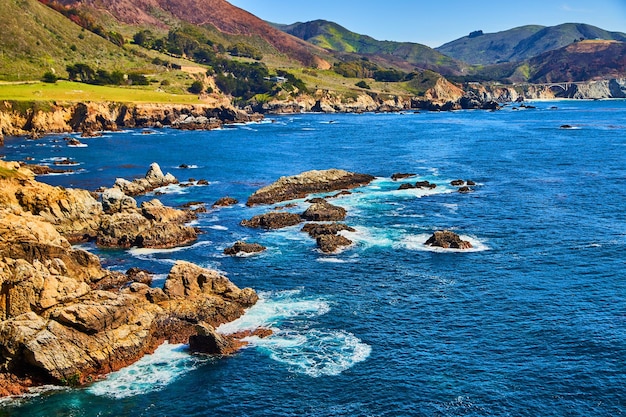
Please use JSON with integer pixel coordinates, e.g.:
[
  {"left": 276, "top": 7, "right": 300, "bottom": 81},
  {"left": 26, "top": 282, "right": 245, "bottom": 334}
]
[
  {"left": 54, "top": 0, "right": 333, "bottom": 69},
  {"left": 525, "top": 40, "right": 626, "bottom": 83},
  {"left": 437, "top": 23, "right": 626, "bottom": 65},
  {"left": 0, "top": 0, "right": 146, "bottom": 80},
  {"left": 275, "top": 19, "right": 466, "bottom": 76}
]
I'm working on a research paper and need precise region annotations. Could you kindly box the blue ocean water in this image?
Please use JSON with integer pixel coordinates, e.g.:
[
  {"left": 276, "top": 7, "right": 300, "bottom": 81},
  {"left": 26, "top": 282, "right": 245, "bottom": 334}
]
[{"left": 1, "top": 100, "right": 625, "bottom": 416}]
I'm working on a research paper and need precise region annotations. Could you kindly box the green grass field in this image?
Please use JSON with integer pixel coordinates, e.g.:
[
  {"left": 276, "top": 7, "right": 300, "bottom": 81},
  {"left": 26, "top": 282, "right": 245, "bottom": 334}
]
[{"left": 0, "top": 81, "right": 204, "bottom": 104}]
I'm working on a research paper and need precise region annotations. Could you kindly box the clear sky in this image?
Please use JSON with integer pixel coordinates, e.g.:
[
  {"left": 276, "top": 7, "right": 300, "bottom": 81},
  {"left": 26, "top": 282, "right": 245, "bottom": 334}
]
[{"left": 227, "top": 0, "right": 626, "bottom": 47}]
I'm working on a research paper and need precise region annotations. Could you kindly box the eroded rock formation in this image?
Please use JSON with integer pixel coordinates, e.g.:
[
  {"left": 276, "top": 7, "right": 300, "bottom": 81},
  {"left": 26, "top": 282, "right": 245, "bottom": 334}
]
[
  {"left": 246, "top": 169, "right": 374, "bottom": 206},
  {"left": 0, "top": 160, "right": 259, "bottom": 395}
]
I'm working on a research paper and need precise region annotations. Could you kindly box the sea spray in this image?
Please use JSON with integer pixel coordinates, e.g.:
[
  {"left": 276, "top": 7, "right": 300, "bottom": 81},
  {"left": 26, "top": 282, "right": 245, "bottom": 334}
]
[{"left": 87, "top": 343, "right": 201, "bottom": 399}]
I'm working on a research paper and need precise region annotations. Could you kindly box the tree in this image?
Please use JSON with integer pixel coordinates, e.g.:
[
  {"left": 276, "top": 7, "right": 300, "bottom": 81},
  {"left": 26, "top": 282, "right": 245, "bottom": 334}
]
[
  {"left": 355, "top": 80, "right": 371, "bottom": 89},
  {"left": 42, "top": 71, "right": 58, "bottom": 83},
  {"left": 188, "top": 80, "right": 204, "bottom": 94}
]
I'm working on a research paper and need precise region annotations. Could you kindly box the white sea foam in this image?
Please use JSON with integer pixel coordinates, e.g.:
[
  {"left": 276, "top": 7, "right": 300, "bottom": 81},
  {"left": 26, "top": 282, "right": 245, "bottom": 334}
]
[
  {"left": 217, "top": 290, "right": 330, "bottom": 334},
  {"left": 67, "top": 143, "right": 88, "bottom": 148},
  {"left": 217, "top": 290, "right": 370, "bottom": 377},
  {"left": 253, "top": 329, "right": 371, "bottom": 377},
  {"left": 208, "top": 225, "right": 228, "bottom": 231},
  {"left": 87, "top": 343, "right": 199, "bottom": 399},
  {"left": 400, "top": 233, "right": 490, "bottom": 253}
]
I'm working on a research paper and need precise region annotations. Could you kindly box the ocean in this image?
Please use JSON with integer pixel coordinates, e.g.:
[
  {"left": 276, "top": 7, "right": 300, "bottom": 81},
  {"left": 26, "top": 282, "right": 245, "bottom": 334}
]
[{"left": 1, "top": 100, "right": 625, "bottom": 416}]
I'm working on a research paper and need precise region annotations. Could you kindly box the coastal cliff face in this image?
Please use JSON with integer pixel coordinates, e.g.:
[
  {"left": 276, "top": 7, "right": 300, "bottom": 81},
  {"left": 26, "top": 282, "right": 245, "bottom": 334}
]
[
  {"left": 0, "top": 161, "right": 258, "bottom": 395},
  {"left": 0, "top": 101, "right": 261, "bottom": 137}
]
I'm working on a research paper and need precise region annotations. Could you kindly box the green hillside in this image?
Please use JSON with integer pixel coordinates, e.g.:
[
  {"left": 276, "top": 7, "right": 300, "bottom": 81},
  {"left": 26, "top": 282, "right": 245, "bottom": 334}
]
[
  {"left": 437, "top": 23, "right": 626, "bottom": 65},
  {"left": 275, "top": 20, "right": 466, "bottom": 76},
  {"left": 0, "top": 0, "right": 152, "bottom": 81}
]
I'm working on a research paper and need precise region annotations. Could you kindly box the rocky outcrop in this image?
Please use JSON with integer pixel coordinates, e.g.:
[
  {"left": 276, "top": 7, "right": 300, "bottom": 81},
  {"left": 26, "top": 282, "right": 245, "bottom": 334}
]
[
  {"left": 0, "top": 101, "right": 262, "bottom": 137},
  {"left": 0, "top": 213, "right": 257, "bottom": 393},
  {"left": 241, "top": 212, "right": 302, "bottom": 229},
  {"left": 425, "top": 230, "right": 473, "bottom": 249},
  {"left": 246, "top": 169, "right": 375, "bottom": 206},
  {"left": 212, "top": 197, "right": 239, "bottom": 208},
  {"left": 301, "top": 222, "right": 356, "bottom": 253},
  {"left": 97, "top": 199, "right": 197, "bottom": 249},
  {"left": 301, "top": 199, "right": 347, "bottom": 221},
  {"left": 0, "top": 161, "right": 102, "bottom": 243},
  {"left": 224, "top": 241, "right": 266, "bottom": 256},
  {"left": 316, "top": 234, "right": 353, "bottom": 253},
  {"left": 113, "top": 163, "right": 178, "bottom": 196}
]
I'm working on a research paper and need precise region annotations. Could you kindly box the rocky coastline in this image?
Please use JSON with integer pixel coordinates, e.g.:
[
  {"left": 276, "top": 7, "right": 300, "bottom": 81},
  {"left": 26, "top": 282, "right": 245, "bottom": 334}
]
[
  {"left": 0, "top": 160, "right": 261, "bottom": 397},
  {"left": 1, "top": 78, "right": 623, "bottom": 141},
  {"left": 0, "top": 101, "right": 263, "bottom": 140}
]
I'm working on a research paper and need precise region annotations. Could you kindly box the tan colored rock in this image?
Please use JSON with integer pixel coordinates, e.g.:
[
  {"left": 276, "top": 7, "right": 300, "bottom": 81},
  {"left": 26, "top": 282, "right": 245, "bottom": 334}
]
[{"left": 247, "top": 169, "right": 375, "bottom": 206}]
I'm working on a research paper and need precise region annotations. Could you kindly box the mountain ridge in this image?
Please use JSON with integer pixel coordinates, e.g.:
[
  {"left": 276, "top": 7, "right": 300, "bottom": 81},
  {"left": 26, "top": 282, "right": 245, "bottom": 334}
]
[
  {"left": 437, "top": 23, "right": 626, "bottom": 65},
  {"left": 274, "top": 19, "right": 466, "bottom": 76}
]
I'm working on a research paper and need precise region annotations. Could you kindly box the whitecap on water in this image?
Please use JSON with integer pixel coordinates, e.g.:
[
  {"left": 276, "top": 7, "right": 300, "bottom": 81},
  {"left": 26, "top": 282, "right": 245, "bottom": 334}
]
[
  {"left": 217, "top": 290, "right": 371, "bottom": 377},
  {"left": 87, "top": 343, "right": 200, "bottom": 399},
  {"left": 399, "top": 233, "right": 489, "bottom": 253},
  {"left": 217, "top": 290, "right": 330, "bottom": 334},
  {"left": 253, "top": 329, "right": 371, "bottom": 377},
  {"left": 208, "top": 225, "right": 228, "bottom": 231}
]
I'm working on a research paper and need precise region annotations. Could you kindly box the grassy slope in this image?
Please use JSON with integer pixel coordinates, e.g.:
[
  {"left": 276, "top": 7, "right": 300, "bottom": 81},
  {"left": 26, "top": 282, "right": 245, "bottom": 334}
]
[
  {"left": 0, "top": 80, "right": 206, "bottom": 104},
  {"left": 0, "top": 0, "right": 154, "bottom": 81}
]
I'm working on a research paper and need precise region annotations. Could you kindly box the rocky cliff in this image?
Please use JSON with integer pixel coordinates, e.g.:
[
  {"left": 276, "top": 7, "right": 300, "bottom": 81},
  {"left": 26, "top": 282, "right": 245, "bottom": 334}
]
[
  {"left": 0, "top": 161, "right": 259, "bottom": 396},
  {"left": 0, "top": 101, "right": 262, "bottom": 138}
]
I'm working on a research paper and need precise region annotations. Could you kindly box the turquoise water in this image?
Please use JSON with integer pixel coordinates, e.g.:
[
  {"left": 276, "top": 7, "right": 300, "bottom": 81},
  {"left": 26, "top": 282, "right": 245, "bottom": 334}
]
[{"left": 1, "top": 101, "right": 625, "bottom": 416}]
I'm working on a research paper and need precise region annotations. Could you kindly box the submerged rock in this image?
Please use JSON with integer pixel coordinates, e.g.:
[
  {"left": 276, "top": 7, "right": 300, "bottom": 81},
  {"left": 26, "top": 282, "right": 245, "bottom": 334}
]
[
  {"left": 246, "top": 169, "right": 375, "bottom": 206},
  {"left": 425, "top": 230, "right": 473, "bottom": 249}
]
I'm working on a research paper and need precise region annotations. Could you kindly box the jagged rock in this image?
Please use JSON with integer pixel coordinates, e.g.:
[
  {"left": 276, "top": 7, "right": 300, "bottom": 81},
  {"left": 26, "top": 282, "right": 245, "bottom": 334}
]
[
  {"left": 316, "top": 234, "right": 353, "bottom": 253},
  {"left": 425, "top": 230, "right": 473, "bottom": 249},
  {"left": 96, "top": 211, "right": 151, "bottom": 248},
  {"left": 301, "top": 223, "right": 355, "bottom": 253},
  {"left": 224, "top": 241, "right": 266, "bottom": 256},
  {"left": 301, "top": 223, "right": 355, "bottom": 238},
  {"left": 114, "top": 163, "right": 178, "bottom": 196},
  {"left": 398, "top": 183, "right": 415, "bottom": 190},
  {"left": 212, "top": 197, "right": 239, "bottom": 208},
  {"left": 101, "top": 187, "right": 137, "bottom": 214},
  {"left": 2, "top": 163, "right": 103, "bottom": 242},
  {"left": 450, "top": 179, "right": 465, "bottom": 186},
  {"left": 96, "top": 200, "right": 197, "bottom": 249},
  {"left": 458, "top": 186, "right": 472, "bottom": 194},
  {"left": 136, "top": 222, "right": 197, "bottom": 249},
  {"left": 241, "top": 212, "right": 302, "bottom": 229},
  {"left": 391, "top": 173, "right": 416, "bottom": 181},
  {"left": 301, "top": 200, "right": 346, "bottom": 221},
  {"left": 188, "top": 324, "right": 234, "bottom": 355},
  {"left": 246, "top": 169, "right": 375, "bottom": 206}
]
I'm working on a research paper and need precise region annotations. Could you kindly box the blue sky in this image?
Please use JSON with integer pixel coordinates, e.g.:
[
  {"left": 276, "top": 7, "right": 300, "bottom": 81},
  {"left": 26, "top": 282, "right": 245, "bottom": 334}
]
[{"left": 228, "top": 0, "right": 626, "bottom": 47}]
